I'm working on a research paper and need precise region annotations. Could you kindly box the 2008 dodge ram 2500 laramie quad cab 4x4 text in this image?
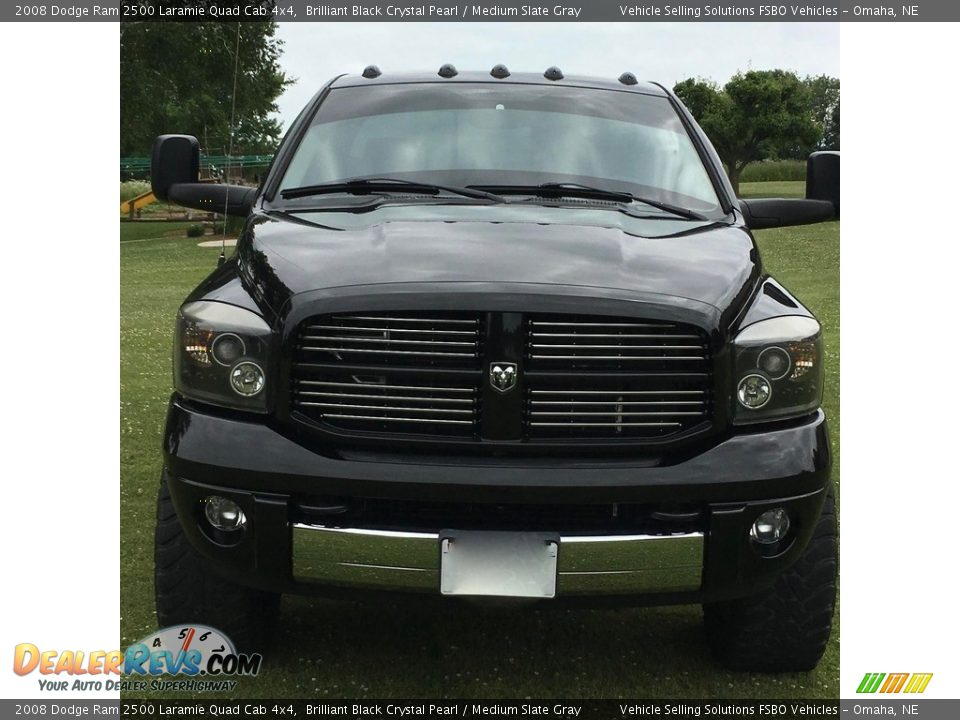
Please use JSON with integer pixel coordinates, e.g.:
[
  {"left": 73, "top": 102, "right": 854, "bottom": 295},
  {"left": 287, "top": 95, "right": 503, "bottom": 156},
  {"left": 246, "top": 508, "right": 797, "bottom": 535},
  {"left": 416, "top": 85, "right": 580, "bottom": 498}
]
[{"left": 150, "top": 65, "right": 839, "bottom": 672}]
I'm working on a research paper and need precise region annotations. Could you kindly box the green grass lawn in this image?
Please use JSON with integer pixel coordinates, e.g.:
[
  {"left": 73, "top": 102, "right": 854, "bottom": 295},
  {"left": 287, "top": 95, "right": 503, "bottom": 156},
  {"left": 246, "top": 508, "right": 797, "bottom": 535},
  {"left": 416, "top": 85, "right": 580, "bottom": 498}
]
[
  {"left": 120, "top": 183, "right": 838, "bottom": 699},
  {"left": 120, "top": 220, "right": 197, "bottom": 242},
  {"left": 739, "top": 180, "right": 805, "bottom": 199}
]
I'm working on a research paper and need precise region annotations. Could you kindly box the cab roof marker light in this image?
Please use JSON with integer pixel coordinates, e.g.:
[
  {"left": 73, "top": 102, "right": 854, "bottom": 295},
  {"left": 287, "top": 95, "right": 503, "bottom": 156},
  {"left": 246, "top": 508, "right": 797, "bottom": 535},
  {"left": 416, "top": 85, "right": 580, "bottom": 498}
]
[
  {"left": 490, "top": 64, "right": 511, "bottom": 79},
  {"left": 619, "top": 72, "right": 638, "bottom": 86},
  {"left": 438, "top": 64, "right": 458, "bottom": 78},
  {"left": 544, "top": 66, "right": 564, "bottom": 81},
  {"left": 361, "top": 65, "right": 381, "bottom": 79}
]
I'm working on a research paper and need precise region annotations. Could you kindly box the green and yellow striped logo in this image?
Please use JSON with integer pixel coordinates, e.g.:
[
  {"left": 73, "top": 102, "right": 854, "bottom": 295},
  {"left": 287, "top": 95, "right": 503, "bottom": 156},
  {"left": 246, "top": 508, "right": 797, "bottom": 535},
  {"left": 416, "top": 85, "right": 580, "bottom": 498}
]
[{"left": 857, "top": 673, "right": 933, "bottom": 694}]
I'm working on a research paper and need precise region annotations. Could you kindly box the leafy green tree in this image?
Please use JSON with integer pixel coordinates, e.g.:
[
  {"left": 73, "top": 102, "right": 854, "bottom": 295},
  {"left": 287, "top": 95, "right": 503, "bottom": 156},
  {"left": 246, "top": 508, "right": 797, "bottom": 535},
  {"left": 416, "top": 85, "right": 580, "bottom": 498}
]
[
  {"left": 674, "top": 70, "right": 821, "bottom": 194},
  {"left": 824, "top": 99, "right": 840, "bottom": 150},
  {"left": 120, "top": 21, "right": 292, "bottom": 158},
  {"left": 804, "top": 75, "right": 840, "bottom": 150}
]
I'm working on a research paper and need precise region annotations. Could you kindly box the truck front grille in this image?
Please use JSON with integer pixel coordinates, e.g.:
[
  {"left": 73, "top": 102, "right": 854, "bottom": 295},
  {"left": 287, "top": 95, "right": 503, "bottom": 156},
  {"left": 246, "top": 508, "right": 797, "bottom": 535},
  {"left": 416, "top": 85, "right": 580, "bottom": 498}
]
[
  {"left": 291, "top": 312, "right": 483, "bottom": 437},
  {"left": 289, "top": 310, "right": 713, "bottom": 445},
  {"left": 297, "top": 313, "right": 482, "bottom": 367},
  {"left": 526, "top": 316, "right": 708, "bottom": 367},
  {"left": 524, "top": 314, "right": 712, "bottom": 439}
]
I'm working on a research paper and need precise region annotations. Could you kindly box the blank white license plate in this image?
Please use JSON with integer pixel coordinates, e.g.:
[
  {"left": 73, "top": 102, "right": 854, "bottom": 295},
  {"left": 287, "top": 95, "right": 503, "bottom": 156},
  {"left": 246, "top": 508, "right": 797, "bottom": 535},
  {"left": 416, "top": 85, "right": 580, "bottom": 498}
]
[{"left": 439, "top": 531, "right": 559, "bottom": 598}]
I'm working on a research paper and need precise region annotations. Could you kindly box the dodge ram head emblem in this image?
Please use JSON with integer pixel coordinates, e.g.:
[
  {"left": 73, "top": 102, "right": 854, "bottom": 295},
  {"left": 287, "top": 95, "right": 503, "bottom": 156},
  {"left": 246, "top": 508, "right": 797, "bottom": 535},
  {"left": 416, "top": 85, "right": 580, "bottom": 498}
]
[{"left": 489, "top": 362, "right": 518, "bottom": 393}]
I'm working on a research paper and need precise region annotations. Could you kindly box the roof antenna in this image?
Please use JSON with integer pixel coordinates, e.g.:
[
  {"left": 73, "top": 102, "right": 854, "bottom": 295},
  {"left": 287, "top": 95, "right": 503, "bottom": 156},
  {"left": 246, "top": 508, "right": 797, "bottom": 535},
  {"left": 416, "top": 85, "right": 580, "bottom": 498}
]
[{"left": 220, "top": 22, "right": 242, "bottom": 268}]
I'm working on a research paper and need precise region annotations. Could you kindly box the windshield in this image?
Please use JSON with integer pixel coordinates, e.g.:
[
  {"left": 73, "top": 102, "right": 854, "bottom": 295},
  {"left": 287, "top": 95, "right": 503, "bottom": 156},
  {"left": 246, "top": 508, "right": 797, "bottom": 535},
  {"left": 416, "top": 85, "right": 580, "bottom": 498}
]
[{"left": 278, "top": 83, "right": 722, "bottom": 215}]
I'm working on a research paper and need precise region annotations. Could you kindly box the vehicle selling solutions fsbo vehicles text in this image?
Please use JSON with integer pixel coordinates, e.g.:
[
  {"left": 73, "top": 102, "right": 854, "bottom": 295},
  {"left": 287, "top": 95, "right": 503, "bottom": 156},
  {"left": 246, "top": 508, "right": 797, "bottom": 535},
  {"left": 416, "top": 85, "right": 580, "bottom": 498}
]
[{"left": 619, "top": 4, "right": 841, "bottom": 17}]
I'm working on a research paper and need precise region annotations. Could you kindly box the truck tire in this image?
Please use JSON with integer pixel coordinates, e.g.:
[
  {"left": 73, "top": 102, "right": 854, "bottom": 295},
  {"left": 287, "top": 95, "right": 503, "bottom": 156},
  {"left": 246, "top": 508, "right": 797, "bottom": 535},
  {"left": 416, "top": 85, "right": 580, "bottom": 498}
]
[
  {"left": 703, "top": 486, "right": 837, "bottom": 672},
  {"left": 154, "top": 478, "right": 279, "bottom": 652}
]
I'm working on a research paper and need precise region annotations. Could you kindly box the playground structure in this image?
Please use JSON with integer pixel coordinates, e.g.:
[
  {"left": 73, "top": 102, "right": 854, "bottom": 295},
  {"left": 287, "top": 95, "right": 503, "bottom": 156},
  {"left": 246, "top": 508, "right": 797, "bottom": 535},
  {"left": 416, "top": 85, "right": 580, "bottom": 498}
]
[
  {"left": 120, "top": 153, "right": 272, "bottom": 219},
  {"left": 120, "top": 188, "right": 158, "bottom": 219}
]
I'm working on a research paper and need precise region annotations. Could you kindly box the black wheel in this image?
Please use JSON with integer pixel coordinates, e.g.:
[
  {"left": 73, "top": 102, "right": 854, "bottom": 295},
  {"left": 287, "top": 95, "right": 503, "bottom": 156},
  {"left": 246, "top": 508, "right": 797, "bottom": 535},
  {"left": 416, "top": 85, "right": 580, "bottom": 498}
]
[
  {"left": 703, "top": 486, "right": 837, "bottom": 672},
  {"left": 154, "top": 477, "right": 279, "bottom": 652}
]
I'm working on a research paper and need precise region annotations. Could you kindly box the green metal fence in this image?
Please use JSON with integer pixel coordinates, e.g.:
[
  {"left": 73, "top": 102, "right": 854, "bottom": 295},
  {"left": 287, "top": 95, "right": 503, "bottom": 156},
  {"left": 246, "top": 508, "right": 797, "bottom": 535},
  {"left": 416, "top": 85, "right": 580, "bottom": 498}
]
[{"left": 120, "top": 154, "right": 273, "bottom": 176}]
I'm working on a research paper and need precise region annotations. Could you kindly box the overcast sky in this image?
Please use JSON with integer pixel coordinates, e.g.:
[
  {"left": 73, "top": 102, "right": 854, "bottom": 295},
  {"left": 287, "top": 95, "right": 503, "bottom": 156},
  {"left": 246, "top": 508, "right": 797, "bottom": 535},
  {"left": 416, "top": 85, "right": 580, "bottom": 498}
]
[{"left": 274, "top": 22, "right": 840, "bottom": 129}]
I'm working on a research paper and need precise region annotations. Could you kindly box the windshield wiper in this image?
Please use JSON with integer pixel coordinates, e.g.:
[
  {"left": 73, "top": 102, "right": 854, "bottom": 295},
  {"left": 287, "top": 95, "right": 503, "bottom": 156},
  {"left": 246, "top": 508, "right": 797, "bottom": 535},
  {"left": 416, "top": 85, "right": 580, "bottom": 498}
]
[
  {"left": 469, "top": 182, "right": 706, "bottom": 220},
  {"left": 280, "top": 178, "right": 505, "bottom": 203}
]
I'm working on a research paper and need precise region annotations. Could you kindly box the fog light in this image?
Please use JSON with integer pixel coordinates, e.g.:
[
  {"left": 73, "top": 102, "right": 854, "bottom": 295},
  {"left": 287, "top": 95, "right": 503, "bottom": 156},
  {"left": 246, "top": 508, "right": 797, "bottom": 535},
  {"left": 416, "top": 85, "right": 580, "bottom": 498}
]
[
  {"left": 750, "top": 508, "right": 790, "bottom": 545},
  {"left": 204, "top": 495, "right": 247, "bottom": 532},
  {"left": 230, "top": 361, "right": 265, "bottom": 397},
  {"left": 737, "top": 374, "right": 771, "bottom": 409}
]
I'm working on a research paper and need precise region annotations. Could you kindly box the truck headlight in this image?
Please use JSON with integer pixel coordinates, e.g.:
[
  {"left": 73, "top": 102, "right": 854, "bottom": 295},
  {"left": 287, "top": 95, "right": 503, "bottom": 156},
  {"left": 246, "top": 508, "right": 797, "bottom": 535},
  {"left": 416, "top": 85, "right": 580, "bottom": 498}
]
[
  {"left": 732, "top": 316, "right": 823, "bottom": 424},
  {"left": 174, "top": 301, "right": 272, "bottom": 412}
]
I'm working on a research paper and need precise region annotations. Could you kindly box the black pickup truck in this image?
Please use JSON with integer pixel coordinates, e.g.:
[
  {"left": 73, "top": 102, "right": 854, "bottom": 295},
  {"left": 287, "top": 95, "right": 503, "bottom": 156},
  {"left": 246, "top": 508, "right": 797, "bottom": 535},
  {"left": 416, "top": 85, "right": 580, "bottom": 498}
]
[{"left": 150, "top": 65, "right": 839, "bottom": 672}]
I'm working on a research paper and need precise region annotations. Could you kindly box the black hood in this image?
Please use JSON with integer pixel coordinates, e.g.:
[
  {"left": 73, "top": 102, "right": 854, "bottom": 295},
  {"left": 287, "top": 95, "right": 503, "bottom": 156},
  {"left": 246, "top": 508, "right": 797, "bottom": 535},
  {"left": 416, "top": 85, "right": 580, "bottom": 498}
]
[{"left": 236, "top": 204, "right": 759, "bottom": 329}]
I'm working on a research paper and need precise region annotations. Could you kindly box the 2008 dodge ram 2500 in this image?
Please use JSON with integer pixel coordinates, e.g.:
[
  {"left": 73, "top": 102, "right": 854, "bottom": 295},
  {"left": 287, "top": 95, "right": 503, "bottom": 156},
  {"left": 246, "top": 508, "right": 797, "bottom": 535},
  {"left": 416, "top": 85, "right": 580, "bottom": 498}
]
[{"left": 150, "top": 65, "right": 839, "bottom": 672}]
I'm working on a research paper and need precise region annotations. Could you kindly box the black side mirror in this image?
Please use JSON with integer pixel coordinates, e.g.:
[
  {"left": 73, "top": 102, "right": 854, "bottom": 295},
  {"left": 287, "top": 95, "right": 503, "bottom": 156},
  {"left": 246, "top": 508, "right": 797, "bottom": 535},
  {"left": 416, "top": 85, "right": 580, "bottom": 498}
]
[
  {"left": 806, "top": 151, "right": 840, "bottom": 216},
  {"left": 739, "top": 152, "right": 840, "bottom": 230},
  {"left": 150, "top": 134, "right": 255, "bottom": 218},
  {"left": 738, "top": 197, "right": 835, "bottom": 230},
  {"left": 151, "top": 135, "right": 200, "bottom": 200}
]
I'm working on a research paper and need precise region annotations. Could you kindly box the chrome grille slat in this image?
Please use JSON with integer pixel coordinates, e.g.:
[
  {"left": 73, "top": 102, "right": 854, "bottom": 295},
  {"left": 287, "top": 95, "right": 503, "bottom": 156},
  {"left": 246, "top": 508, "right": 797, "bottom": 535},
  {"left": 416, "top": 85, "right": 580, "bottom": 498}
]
[
  {"left": 305, "top": 327, "right": 478, "bottom": 336},
  {"left": 296, "top": 391, "right": 474, "bottom": 404},
  {"left": 300, "top": 346, "right": 477, "bottom": 357},
  {"left": 529, "top": 321, "right": 675, "bottom": 328},
  {"left": 530, "top": 345, "right": 703, "bottom": 351},
  {"left": 525, "top": 313, "right": 713, "bottom": 440},
  {"left": 531, "top": 411, "right": 704, "bottom": 417},
  {"left": 532, "top": 333, "right": 701, "bottom": 339},
  {"left": 528, "top": 355, "right": 705, "bottom": 361},
  {"left": 530, "top": 400, "right": 706, "bottom": 406},
  {"left": 323, "top": 414, "right": 474, "bottom": 425},
  {"left": 530, "top": 422, "right": 683, "bottom": 428},
  {"left": 297, "top": 402, "right": 474, "bottom": 415},
  {"left": 302, "top": 336, "right": 476, "bottom": 347},
  {"left": 298, "top": 381, "right": 474, "bottom": 393},
  {"left": 530, "top": 389, "right": 705, "bottom": 396},
  {"left": 335, "top": 316, "right": 478, "bottom": 325}
]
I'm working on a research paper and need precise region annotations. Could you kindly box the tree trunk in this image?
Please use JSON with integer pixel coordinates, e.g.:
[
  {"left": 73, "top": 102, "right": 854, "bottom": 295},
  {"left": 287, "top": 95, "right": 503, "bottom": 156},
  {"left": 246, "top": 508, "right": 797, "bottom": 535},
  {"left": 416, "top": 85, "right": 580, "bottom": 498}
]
[{"left": 728, "top": 166, "right": 741, "bottom": 196}]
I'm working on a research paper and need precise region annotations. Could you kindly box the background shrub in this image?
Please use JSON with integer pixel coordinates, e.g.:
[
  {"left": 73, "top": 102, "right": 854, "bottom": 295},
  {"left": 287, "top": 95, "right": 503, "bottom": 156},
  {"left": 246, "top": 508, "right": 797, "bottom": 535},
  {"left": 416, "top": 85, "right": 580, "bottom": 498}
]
[
  {"left": 120, "top": 180, "right": 152, "bottom": 203},
  {"left": 740, "top": 160, "right": 807, "bottom": 183},
  {"left": 186, "top": 224, "right": 206, "bottom": 238},
  {"left": 225, "top": 215, "right": 246, "bottom": 236}
]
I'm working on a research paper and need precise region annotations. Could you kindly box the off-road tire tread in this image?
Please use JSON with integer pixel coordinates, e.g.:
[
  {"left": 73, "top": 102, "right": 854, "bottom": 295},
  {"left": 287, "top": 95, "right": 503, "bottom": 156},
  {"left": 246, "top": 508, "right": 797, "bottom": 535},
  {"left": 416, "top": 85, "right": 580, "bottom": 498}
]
[
  {"left": 703, "top": 486, "right": 837, "bottom": 672},
  {"left": 154, "top": 478, "right": 278, "bottom": 652}
]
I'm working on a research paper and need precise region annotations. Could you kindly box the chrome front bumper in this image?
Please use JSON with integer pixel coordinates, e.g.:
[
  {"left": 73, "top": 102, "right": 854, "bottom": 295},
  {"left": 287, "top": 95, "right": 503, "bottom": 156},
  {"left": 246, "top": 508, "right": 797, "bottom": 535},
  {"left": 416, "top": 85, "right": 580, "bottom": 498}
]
[{"left": 291, "top": 524, "right": 704, "bottom": 596}]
